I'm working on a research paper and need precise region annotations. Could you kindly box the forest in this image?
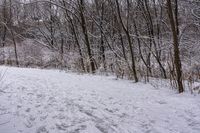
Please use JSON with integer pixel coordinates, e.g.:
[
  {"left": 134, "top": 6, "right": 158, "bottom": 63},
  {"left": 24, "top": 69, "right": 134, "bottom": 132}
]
[
  {"left": 0, "top": 0, "right": 200, "bottom": 93},
  {"left": 0, "top": 0, "right": 200, "bottom": 133}
]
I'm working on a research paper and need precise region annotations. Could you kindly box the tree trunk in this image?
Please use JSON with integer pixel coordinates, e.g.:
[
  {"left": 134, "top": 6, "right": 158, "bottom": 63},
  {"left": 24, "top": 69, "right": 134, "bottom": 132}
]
[
  {"left": 116, "top": 0, "right": 138, "bottom": 82},
  {"left": 167, "top": 0, "right": 184, "bottom": 93},
  {"left": 63, "top": 0, "right": 85, "bottom": 72},
  {"left": 79, "top": 0, "right": 96, "bottom": 73}
]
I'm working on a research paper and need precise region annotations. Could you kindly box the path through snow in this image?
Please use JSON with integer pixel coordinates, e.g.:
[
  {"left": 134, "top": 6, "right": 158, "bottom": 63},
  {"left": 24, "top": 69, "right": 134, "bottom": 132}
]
[{"left": 0, "top": 66, "right": 200, "bottom": 133}]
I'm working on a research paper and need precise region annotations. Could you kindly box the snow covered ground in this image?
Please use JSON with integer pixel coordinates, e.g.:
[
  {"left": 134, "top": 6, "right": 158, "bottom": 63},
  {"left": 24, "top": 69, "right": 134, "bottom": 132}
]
[{"left": 0, "top": 66, "right": 200, "bottom": 133}]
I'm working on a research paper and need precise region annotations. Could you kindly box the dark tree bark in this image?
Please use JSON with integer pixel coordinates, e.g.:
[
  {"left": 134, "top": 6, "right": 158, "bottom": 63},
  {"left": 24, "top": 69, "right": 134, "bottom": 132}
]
[
  {"left": 167, "top": 0, "right": 184, "bottom": 93},
  {"left": 62, "top": 0, "right": 85, "bottom": 72},
  {"left": 142, "top": 0, "right": 167, "bottom": 79},
  {"left": 99, "top": 1, "right": 106, "bottom": 71},
  {"left": 116, "top": 0, "right": 138, "bottom": 82},
  {"left": 1, "top": 0, "right": 8, "bottom": 64},
  {"left": 78, "top": 0, "right": 96, "bottom": 73}
]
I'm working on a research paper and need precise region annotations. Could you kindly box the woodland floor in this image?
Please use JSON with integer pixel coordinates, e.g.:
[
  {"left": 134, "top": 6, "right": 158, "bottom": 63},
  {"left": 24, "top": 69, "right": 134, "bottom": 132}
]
[{"left": 0, "top": 66, "right": 200, "bottom": 133}]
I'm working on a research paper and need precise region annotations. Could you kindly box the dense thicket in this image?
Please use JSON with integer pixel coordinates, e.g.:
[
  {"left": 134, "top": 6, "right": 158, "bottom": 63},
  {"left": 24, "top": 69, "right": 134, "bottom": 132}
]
[{"left": 0, "top": 0, "right": 200, "bottom": 92}]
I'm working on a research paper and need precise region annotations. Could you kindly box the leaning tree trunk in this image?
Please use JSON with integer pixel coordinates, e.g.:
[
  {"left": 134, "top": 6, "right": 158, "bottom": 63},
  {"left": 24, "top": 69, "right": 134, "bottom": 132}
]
[{"left": 116, "top": 0, "right": 138, "bottom": 82}]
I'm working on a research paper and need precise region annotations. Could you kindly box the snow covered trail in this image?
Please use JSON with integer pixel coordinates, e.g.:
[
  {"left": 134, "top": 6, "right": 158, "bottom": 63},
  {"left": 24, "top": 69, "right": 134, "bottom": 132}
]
[{"left": 0, "top": 66, "right": 200, "bottom": 133}]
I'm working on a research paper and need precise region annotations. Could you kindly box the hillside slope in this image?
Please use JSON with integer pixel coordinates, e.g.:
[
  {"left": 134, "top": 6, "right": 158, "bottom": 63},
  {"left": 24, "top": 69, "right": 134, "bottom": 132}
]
[{"left": 0, "top": 66, "right": 200, "bottom": 133}]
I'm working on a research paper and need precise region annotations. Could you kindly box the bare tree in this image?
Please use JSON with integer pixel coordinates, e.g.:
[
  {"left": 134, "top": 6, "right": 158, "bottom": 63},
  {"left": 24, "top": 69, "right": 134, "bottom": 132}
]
[
  {"left": 116, "top": 0, "right": 138, "bottom": 82},
  {"left": 167, "top": 0, "right": 184, "bottom": 93}
]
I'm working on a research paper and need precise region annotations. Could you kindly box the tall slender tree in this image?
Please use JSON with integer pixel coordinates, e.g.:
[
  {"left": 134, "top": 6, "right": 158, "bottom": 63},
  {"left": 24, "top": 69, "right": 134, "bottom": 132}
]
[{"left": 167, "top": 0, "right": 184, "bottom": 93}]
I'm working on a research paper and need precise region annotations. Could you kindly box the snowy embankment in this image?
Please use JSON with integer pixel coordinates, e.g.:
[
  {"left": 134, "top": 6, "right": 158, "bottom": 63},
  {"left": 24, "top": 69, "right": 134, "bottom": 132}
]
[{"left": 0, "top": 66, "right": 200, "bottom": 133}]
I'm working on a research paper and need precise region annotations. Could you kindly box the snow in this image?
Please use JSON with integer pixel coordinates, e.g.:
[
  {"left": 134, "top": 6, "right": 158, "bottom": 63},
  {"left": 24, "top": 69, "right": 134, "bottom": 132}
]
[{"left": 0, "top": 66, "right": 200, "bottom": 133}]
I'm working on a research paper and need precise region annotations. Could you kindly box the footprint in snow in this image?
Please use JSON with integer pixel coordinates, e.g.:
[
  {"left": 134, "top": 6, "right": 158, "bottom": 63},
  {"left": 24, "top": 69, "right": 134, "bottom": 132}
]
[
  {"left": 71, "top": 125, "right": 87, "bottom": 133},
  {"left": 95, "top": 124, "right": 110, "bottom": 133},
  {"left": 56, "top": 123, "right": 69, "bottom": 131},
  {"left": 36, "top": 126, "right": 49, "bottom": 133},
  {"left": 25, "top": 108, "right": 31, "bottom": 112},
  {"left": 40, "top": 114, "right": 48, "bottom": 121},
  {"left": 105, "top": 108, "right": 118, "bottom": 113},
  {"left": 156, "top": 100, "right": 167, "bottom": 105}
]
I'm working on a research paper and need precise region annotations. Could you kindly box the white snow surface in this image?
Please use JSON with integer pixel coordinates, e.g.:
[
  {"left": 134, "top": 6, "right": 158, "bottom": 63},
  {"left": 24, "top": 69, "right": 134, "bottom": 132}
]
[{"left": 0, "top": 66, "right": 200, "bottom": 133}]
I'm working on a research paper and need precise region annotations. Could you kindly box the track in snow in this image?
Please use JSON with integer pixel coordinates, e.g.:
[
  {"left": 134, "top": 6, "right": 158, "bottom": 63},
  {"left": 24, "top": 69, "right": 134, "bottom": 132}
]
[{"left": 0, "top": 66, "right": 200, "bottom": 133}]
